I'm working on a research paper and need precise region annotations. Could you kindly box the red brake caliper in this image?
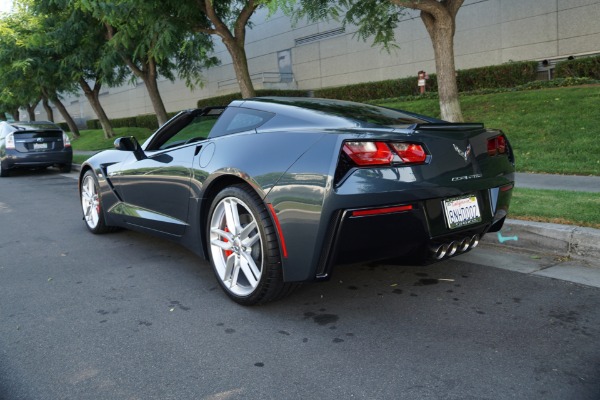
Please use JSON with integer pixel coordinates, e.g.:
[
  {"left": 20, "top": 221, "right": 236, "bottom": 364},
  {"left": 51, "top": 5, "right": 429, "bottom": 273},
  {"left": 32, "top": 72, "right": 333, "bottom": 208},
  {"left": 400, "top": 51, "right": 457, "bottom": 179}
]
[{"left": 224, "top": 226, "right": 233, "bottom": 257}]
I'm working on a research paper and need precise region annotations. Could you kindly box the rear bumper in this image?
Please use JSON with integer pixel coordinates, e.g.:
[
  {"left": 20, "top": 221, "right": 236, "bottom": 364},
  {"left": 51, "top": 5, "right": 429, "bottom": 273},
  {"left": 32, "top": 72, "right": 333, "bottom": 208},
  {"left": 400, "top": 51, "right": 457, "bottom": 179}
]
[
  {"left": 2, "top": 148, "right": 73, "bottom": 169},
  {"left": 315, "top": 184, "right": 513, "bottom": 280}
]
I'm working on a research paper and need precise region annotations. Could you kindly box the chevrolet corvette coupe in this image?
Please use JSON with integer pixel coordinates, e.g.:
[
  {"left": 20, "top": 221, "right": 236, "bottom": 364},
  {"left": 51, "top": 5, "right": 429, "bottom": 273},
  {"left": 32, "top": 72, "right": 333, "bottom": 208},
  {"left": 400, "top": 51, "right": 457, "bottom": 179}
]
[{"left": 79, "top": 97, "right": 514, "bottom": 305}]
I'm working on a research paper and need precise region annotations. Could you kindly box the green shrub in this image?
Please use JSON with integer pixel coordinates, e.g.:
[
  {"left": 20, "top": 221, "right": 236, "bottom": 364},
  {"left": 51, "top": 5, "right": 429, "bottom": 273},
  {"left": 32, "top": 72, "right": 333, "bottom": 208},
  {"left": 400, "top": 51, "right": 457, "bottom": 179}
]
[
  {"left": 370, "top": 77, "right": 599, "bottom": 104},
  {"left": 514, "top": 77, "right": 599, "bottom": 90},
  {"left": 85, "top": 112, "right": 184, "bottom": 132},
  {"left": 134, "top": 114, "right": 159, "bottom": 130},
  {"left": 555, "top": 55, "right": 600, "bottom": 79},
  {"left": 314, "top": 76, "right": 435, "bottom": 102},
  {"left": 86, "top": 119, "right": 99, "bottom": 129},
  {"left": 197, "top": 89, "right": 309, "bottom": 108},
  {"left": 456, "top": 61, "right": 538, "bottom": 91},
  {"left": 310, "top": 61, "right": 538, "bottom": 102}
]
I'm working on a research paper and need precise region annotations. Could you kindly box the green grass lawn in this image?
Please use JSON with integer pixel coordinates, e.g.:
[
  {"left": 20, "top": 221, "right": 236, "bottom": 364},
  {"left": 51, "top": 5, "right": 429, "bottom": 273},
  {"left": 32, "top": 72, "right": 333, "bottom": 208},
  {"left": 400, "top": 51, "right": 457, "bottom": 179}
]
[
  {"left": 378, "top": 85, "right": 600, "bottom": 175},
  {"left": 509, "top": 188, "right": 600, "bottom": 229},
  {"left": 70, "top": 127, "right": 153, "bottom": 151}
]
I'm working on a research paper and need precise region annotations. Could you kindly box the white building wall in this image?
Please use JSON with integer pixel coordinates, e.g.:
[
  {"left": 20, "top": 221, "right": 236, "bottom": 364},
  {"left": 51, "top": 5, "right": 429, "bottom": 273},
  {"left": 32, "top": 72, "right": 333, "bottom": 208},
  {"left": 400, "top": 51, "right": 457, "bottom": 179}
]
[{"left": 35, "top": 0, "right": 600, "bottom": 124}]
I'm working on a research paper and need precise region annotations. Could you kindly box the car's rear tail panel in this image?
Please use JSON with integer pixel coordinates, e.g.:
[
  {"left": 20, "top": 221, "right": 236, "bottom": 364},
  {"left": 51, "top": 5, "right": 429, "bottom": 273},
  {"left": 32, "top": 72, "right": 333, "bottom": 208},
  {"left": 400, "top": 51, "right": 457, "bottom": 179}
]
[
  {"left": 320, "top": 123, "right": 514, "bottom": 273},
  {"left": 12, "top": 130, "right": 67, "bottom": 153},
  {"left": 266, "top": 122, "right": 514, "bottom": 282}
]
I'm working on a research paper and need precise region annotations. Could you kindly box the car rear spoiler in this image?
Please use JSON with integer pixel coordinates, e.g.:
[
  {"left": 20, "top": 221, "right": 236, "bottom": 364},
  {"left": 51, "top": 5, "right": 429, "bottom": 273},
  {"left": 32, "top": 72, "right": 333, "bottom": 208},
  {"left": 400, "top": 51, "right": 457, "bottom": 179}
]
[{"left": 409, "top": 123, "right": 485, "bottom": 131}]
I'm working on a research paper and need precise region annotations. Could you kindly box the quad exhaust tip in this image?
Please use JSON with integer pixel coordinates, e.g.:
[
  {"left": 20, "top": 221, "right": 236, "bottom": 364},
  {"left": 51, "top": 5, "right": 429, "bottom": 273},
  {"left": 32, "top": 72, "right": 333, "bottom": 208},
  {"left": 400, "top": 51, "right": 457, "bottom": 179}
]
[{"left": 430, "top": 234, "right": 480, "bottom": 260}]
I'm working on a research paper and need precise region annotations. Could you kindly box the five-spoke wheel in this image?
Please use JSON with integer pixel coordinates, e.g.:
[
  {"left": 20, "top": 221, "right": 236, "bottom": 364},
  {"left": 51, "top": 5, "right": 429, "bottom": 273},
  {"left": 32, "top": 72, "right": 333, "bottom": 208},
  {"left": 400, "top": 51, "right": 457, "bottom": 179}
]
[
  {"left": 208, "top": 185, "right": 292, "bottom": 305},
  {"left": 80, "top": 170, "right": 113, "bottom": 233}
]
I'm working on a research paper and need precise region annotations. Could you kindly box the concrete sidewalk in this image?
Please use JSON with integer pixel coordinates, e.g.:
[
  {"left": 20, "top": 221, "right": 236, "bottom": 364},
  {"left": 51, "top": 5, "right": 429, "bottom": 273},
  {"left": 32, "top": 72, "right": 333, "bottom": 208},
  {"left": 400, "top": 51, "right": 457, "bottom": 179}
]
[{"left": 515, "top": 172, "right": 600, "bottom": 192}]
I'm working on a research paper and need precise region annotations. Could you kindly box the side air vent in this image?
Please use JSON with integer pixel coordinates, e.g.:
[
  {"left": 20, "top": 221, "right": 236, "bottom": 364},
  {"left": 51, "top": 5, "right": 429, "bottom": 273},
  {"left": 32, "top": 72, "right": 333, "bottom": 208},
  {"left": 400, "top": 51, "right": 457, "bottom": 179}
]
[{"left": 295, "top": 27, "right": 345, "bottom": 46}]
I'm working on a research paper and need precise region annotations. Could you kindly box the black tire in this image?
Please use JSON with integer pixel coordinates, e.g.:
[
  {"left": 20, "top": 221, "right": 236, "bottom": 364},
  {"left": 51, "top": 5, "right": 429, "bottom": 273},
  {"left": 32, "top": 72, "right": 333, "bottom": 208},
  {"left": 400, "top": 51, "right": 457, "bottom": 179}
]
[
  {"left": 58, "top": 163, "right": 72, "bottom": 173},
  {"left": 207, "top": 184, "right": 296, "bottom": 305},
  {"left": 80, "top": 170, "right": 115, "bottom": 234},
  {"left": 0, "top": 161, "right": 9, "bottom": 177}
]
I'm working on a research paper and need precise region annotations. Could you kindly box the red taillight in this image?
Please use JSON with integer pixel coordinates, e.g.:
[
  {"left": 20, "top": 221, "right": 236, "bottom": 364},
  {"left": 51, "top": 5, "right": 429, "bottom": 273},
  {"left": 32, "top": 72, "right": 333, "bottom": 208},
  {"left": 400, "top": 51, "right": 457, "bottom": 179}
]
[
  {"left": 5, "top": 133, "right": 15, "bottom": 149},
  {"left": 62, "top": 132, "right": 71, "bottom": 148},
  {"left": 342, "top": 141, "right": 427, "bottom": 166},
  {"left": 389, "top": 143, "right": 427, "bottom": 163},
  {"left": 343, "top": 141, "right": 393, "bottom": 166},
  {"left": 497, "top": 135, "right": 506, "bottom": 154},
  {"left": 488, "top": 135, "right": 507, "bottom": 156}
]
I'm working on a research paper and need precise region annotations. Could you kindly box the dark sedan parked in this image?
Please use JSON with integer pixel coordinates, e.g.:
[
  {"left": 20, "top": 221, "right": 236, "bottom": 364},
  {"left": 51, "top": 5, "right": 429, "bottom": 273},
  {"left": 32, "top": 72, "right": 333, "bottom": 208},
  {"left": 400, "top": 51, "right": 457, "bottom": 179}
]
[
  {"left": 0, "top": 120, "right": 72, "bottom": 177},
  {"left": 79, "top": 97, "right": 514, "bottom": 305}
]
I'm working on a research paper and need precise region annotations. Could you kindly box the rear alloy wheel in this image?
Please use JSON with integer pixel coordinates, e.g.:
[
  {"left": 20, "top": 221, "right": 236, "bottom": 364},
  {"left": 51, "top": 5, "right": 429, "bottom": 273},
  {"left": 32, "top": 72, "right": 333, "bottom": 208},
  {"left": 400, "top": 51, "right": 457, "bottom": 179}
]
[
  {"left": 208, "top": 185, "right": 290, "bottom": 305},
  {"left": 80, "top": 170, "right": 113, "bottom": 234}
]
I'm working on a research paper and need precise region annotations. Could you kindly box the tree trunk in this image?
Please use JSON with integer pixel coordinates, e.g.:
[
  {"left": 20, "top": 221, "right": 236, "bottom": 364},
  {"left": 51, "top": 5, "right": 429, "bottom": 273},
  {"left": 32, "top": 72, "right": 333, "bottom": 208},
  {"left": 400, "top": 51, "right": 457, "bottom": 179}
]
[
  {"left": 143, "top": 76, "right": 169, "bottom": 126},
  {"left": 224, "top": 40, "right": 255, "bottom": 98},
  {"left": 105, "top": 23, "right": 168, "bottom": 127},
  {"left": 420, "top": 8, "right": 463, "bottom": 122},
  {"left": 122, "top": 58, "right": 168, "bottom": 126},
  {"left": 80, "top": 79, "right": 116, "bottom": 139},
  {"left": 201, "top": 0, "right": 257, "bottom": 99},
  {"left": 46, "top": 91, "right": 80, "bottom": 137},
  {"left": 26, "top": 99, "right": 40, "bottom": 121},
  {"left": 42, "top": 95, "right": 54, "bottom": 122},
  {"left": 11, "top": 108, "right": 20, "bottom": 121}
]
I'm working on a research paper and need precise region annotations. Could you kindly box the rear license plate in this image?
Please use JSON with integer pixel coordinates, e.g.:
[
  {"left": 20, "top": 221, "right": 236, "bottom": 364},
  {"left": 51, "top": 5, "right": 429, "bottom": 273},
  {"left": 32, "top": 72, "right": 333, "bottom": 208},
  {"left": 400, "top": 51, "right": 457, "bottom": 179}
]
[
  {"left": 443, "top": 195, "right": 482, "bottom": 229},
  {"left": 33, "top": 143, "right": 48, "bottom": 149}
]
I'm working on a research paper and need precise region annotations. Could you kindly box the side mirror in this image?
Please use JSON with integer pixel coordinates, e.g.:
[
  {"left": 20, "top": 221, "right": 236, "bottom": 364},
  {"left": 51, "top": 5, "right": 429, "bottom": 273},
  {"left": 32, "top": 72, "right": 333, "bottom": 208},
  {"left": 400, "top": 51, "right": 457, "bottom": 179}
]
[{"left": 114, "top": 136, "right": 146, "bottom": 161}]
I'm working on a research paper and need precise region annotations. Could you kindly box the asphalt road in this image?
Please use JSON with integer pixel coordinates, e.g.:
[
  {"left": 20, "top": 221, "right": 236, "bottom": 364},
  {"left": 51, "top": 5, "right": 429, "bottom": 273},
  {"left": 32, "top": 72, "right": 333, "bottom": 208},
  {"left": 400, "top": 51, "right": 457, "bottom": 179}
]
[{"left": 1, "top": 169, "right": 599, "bottom": 400}]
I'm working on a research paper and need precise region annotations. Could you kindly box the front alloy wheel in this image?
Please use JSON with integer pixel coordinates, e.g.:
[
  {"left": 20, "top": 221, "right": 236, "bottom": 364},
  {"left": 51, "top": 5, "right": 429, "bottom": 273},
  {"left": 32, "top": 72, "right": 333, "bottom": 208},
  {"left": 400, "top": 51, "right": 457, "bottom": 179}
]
[
  {"left": 208, "top": 185, "right": 292, "bottom": 305},
  {"left": 80, "top": 170, "right": 112, "bottom": 233}
]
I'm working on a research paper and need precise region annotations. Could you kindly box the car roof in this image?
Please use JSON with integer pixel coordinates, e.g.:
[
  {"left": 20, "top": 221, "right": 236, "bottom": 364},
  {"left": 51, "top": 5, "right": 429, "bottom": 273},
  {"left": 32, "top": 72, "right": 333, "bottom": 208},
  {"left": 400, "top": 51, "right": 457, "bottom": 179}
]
[
  {"left": 230, "top": 97, "right": 438, "bottom": 129},
  {"left": 2, "top": 120, "right": 62, "bottom": 131}
]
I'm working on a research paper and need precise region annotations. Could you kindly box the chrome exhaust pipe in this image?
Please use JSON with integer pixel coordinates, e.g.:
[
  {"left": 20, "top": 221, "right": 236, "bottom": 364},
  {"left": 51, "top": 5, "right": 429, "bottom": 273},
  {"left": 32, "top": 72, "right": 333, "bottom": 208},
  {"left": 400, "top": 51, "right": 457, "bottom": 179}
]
[
  {"left": 431, "top": 243, "right": 449, "bottom": 260},
  {"left": 469, "top": 234, "right": 480, "bottom": 249},
  {"left": 447, "top": 241, "right": 459, "bottom": 256},
  {"left": 459, "top": 237, "right": 471, "bottom": 252}
]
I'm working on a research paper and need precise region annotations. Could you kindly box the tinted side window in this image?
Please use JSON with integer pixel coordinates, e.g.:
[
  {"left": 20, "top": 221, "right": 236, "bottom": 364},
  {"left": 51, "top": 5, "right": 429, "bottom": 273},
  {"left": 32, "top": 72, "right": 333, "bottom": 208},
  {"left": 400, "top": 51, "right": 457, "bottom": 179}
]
[
  {"left": 158, "top": 114, "right": 220, "bottom": 150},
  {"left": 209, "top": 107, "right": 274, "bottom": 138}
]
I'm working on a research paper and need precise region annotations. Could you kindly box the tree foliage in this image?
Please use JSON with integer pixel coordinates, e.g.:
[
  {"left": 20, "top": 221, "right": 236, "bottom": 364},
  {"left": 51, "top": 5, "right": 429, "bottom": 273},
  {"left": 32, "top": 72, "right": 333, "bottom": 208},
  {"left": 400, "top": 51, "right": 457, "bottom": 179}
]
[
  {"left": 28, "top": 0, "right": 129, "bottom": 137},
  {"left": 75, "top": 0, "right": 219, "bottom": 125},
  {"left": 278, "top": 0, "right": 465, "bottom": 121},
  {"left": 0, "top": 7, "right": 81, "bottom": 131},
  {"left": 1, "top": 0, "right": 219, "bottom": 129},
  {"left": 175, "top": 0, "right": 280, "bottom": 98}
]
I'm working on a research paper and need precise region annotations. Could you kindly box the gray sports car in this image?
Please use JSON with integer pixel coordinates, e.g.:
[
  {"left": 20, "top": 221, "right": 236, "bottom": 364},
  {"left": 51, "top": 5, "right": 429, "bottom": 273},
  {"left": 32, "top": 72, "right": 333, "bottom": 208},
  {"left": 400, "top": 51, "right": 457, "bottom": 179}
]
[{"left": 79, "top": 97, "right": 514, "bottom": 305}]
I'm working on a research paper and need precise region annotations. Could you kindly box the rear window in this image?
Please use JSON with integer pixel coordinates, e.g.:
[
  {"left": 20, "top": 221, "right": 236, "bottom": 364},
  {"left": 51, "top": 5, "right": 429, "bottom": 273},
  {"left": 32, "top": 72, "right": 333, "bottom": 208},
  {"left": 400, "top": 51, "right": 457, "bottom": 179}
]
[
  {"left": 10, "top": 122, "right": 62, "bottom": 131},
  {"left": 251, "top": 97, "right": 433, "bottom": 128},
  {"left": 282, "top": 100, "right": 429, "bottom": 128},
  {"left": 209, "top": 107, "right": 274, "bottom": 138}
]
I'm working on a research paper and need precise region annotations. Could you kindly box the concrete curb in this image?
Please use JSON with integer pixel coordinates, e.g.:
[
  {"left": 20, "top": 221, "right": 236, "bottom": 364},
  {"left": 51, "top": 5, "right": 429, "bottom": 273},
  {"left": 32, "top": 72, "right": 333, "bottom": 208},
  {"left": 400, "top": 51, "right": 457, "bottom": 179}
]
[{"left": 482, "top": 219, "right": 600, "bottom": 265}]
